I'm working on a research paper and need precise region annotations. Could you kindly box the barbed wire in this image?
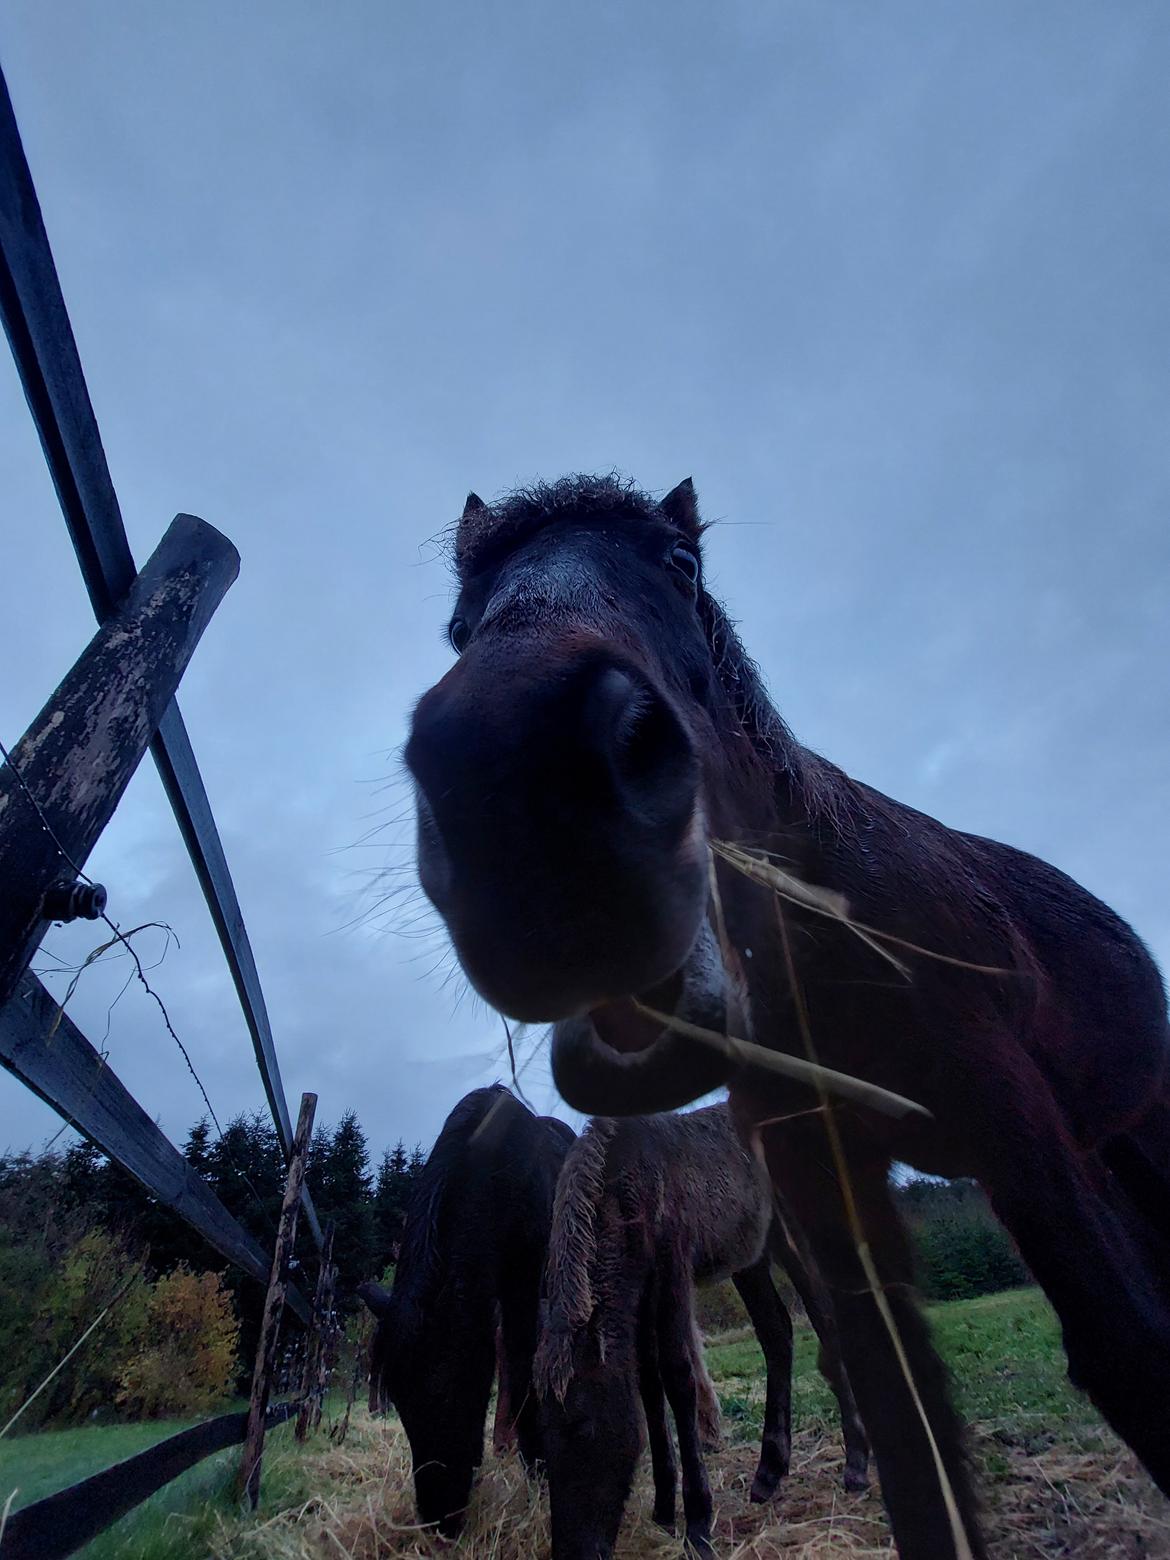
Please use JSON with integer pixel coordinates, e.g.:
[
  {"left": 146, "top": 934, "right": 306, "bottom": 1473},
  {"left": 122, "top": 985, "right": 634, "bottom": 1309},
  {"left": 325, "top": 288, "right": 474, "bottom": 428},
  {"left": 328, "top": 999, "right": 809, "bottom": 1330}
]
[{"left": 0, "top": 732, "right": 284, "bottom": 1244}]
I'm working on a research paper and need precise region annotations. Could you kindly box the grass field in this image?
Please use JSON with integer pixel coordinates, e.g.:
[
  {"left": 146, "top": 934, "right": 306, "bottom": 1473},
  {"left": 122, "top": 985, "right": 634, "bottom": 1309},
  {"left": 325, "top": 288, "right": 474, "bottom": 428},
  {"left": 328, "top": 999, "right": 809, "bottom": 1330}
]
[
  {"left": 708, "top": 1287, "right": 1088, "bottom": 1450},
  {"left": 2, "top": 1288, "right": 1167, "bottom": 1556}
]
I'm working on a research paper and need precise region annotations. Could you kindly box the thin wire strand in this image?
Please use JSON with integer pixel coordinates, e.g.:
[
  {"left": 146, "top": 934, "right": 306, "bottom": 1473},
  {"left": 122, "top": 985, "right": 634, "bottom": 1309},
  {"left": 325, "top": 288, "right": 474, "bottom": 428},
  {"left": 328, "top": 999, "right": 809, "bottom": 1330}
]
[
  {"left": 0, "top": 732, "right": 281, "bottom": 1242},
  {"left": 0, "top": 1269, "right": 139, "bottom": 1439},
  {"left": 502, "top": 1018, "right": 539, "bottom": 1114}
]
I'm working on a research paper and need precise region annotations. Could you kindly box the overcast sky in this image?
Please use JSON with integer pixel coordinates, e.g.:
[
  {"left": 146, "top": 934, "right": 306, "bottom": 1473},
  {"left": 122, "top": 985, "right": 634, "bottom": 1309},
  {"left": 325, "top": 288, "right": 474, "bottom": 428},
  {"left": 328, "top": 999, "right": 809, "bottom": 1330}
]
[{"left": 1, "top": 1, "right": 1167, "bottom": 1166}]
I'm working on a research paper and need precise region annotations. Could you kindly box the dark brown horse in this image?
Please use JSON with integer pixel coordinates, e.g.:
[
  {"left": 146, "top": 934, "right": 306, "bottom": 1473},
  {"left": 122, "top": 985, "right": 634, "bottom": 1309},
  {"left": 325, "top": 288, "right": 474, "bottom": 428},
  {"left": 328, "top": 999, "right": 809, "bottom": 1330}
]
[
  {"left": 358, "top": 1084, "right": 573, "bottom": 1536},
  {"left": 404, "top": 475, "right": 1170, "bottom": 1559},
  {"left": 535, "top": 1102, "right": 868, "bottom": 1559}
]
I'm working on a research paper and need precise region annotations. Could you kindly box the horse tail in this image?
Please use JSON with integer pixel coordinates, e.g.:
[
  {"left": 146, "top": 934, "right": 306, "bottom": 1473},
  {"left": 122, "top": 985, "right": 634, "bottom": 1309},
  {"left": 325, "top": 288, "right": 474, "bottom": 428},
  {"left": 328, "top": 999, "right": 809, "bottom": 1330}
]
[{"left": 535, "top": 1116, "right": 618, "bottom": 1404}]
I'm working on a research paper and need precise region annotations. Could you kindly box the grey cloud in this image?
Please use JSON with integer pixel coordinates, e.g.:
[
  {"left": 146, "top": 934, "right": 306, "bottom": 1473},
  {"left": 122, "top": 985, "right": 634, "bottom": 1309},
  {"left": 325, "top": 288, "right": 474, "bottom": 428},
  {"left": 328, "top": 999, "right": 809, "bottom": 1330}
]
[{"left": 2, "top": 0, "right": 1166, "bottom": 1158}]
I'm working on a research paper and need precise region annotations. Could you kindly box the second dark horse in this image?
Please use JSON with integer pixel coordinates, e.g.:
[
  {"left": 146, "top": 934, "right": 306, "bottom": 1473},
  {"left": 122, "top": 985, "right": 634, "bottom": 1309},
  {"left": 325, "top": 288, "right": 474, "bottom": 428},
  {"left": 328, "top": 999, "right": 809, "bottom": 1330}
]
[{"left": 359, "top": 1084, "right": 573, "bottom": 1536}]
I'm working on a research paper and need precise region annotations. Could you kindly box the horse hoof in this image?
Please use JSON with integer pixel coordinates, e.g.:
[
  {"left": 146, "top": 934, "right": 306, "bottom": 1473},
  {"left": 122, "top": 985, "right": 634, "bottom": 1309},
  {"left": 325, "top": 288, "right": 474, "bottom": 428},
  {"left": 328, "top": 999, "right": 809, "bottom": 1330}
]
[
  {"left": 653, "top": 1509, "right": 676, "bottom": 1532},
  {"left": 751, "top": 1466, "right": 789, "bottom": 1503},
  {"left": 843, "top": 1467, "right": 870, "bottom": 1494},
  {"left": 684, "top": 1528, "right": 715, "bottom": 1559}
]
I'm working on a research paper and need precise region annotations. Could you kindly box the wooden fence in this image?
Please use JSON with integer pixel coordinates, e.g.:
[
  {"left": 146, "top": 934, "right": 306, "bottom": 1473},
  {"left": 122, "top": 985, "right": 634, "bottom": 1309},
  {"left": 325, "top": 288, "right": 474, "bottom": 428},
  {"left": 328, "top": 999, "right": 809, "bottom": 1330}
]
[
  {"left": 0, "top": 58, "right": 340, "bottom": 1556},
  {"left": 0, "top": 1403, "right": 300, "bottom": 1560}
]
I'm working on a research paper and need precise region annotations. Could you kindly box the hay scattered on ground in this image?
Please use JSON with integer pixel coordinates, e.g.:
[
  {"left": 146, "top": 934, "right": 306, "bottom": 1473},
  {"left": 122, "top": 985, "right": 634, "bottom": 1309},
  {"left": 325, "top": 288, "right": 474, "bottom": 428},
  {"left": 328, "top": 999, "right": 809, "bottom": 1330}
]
[{"left": 209, "top": 1413, "right": 1170, "bottom": 1559}]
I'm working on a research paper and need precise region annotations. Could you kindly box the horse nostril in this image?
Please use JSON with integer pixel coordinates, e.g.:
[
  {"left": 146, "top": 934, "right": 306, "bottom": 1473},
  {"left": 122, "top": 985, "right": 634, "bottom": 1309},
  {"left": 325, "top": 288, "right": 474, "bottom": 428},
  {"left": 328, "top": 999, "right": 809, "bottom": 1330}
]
[
  {"left": 415, "top": 788, "right": 453, "bottom": 909},
  {"left": 587, "top": 667, "right": 696, "bottom": 830},
  {"left": 610, "top": 683, "right": 659, "bottom": 784}
]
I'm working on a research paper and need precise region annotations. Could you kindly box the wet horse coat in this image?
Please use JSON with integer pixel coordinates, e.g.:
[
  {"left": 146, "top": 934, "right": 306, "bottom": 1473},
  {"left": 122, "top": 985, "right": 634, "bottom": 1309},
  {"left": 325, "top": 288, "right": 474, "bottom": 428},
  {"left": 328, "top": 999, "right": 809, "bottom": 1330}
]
[{"left": 405, "top": 475, "right": 1170, "bottom": 1559}]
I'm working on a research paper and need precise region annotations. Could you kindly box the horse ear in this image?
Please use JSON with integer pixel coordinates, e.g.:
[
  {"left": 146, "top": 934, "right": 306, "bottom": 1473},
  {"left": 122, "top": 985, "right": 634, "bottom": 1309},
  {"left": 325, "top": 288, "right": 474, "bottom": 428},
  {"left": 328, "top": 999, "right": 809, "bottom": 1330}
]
[
  {"left": 660, "top": 477, "right": 700, "bottom": 539},
  {"left": 463, "top": 491, "right": 486, "bottom": 518},
  {"left": 357, "top": 1280, "right": 394, "bottom": 1319}
]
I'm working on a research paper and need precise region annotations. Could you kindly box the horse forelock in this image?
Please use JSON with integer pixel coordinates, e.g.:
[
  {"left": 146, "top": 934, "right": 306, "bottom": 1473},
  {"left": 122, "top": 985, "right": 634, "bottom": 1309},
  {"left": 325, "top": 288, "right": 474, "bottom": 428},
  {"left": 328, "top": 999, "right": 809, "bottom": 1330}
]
[{"left": 450, "top": 473, "right": 702, "bottom": 583}]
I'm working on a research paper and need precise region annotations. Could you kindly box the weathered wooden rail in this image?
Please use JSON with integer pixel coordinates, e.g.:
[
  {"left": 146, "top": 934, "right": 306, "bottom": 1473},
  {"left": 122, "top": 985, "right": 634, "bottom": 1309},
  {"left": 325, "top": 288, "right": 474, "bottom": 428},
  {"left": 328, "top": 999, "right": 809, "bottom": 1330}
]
[
  {"left": 0, "top": 514, "right": 240, "bottom": 1008},
  {"left": 0, "top": 976, "right": 310, "bottom": 1323},
  {"left": 0, "top": 52, "right": 343, "bottom": 1554}
]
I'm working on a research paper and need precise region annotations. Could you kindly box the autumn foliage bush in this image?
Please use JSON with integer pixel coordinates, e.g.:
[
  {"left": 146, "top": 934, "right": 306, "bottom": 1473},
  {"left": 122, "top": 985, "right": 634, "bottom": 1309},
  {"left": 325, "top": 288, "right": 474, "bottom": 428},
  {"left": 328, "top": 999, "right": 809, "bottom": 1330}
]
[
  {"left": 0, "top": 1202, "right": 150, "bottom": 1428},
  {"left": 117, "top": 1265, "right": 240, "bottom": 1419}
]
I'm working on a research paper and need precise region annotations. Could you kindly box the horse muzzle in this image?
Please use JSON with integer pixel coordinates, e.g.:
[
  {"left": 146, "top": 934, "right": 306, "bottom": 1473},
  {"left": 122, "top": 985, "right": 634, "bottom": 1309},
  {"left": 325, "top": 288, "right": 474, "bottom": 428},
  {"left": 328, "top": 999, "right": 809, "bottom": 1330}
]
[
  {"left": 406, "top": 645, "right": 710, "bottom": 1023},
  {"left": 550, "top": 917, "right": 746, "bottom": 1115}
]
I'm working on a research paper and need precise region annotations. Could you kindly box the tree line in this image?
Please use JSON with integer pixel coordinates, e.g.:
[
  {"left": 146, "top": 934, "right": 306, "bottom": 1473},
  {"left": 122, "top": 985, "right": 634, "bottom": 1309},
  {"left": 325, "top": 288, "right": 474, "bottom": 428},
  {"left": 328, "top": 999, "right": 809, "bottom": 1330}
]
[
  {"left": 0, "top": 1109, "right": 427, "bottom": 1422},
  {"left": 897, "top": 1175, "right": 1028, "bottom": 1300},
  {"left": 695, "top": 1175, "right": 1029, "bottom": 1333},
  {"left": 1, "top": 1109, "right": 1029, "bottom": 1429}
]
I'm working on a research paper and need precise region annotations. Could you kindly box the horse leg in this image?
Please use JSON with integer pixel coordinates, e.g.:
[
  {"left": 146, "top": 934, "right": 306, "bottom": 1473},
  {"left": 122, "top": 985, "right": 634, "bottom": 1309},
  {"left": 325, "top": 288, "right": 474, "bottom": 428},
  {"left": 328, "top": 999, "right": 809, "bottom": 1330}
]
[
  {"left": 638, "top": 1284, "right": 678, "bottom": 1530},
  {"left": 1101, "top": 1092, "right": 1170, "bottom": 1291},
  {"left": 770, "top": 1209, "right": 870, "bottom": 1491},
  {"left": 731, "top": 1257, "right": 793, "bottom": 1502},
  {"left": 657, "top": 1266, "right": 715, "bottom": 1559},
  {"left": 498, "top": 1282, "right": 543, "bottom": 1470},
  {"left": 492, "top": 1315, "right": 517, "bottom": 1455},
  {"left": 974, "top": 1079, "right": 1170, "bottom": 1495},
  {"left": 764, "top": 1133, "right": 985, "bottom": 1560}
]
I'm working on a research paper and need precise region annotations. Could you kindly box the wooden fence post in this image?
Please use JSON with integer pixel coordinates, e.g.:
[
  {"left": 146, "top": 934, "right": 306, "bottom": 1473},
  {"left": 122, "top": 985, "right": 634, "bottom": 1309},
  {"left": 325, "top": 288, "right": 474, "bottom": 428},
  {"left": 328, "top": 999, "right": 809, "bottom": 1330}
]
[
  {"left": 295, "top": 1220, "right": 336, "bottom": 1441},
  {"left": 236, "top": 1092, "right": 316, "bottom": 1508},
  {"left": 0, "top": 513, "right": 238, "bottom": 1011}
]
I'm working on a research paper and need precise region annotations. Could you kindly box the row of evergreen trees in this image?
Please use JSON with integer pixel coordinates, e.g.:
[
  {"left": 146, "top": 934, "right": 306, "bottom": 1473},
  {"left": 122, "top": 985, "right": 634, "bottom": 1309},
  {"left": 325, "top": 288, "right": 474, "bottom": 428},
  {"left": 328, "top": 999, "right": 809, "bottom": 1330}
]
[
  {"left": 1, "top": 1109, "right": 1030, "bottom": 1422},
  {"left": 897, "top": 1175, "right": 1029, "bottom": 1300},
  {"left": 52, "top": 1110, "right": 425, "bottom": 1286},
  {"left": 0, "top": 1110, "right": 428, "bottom": 1396}
]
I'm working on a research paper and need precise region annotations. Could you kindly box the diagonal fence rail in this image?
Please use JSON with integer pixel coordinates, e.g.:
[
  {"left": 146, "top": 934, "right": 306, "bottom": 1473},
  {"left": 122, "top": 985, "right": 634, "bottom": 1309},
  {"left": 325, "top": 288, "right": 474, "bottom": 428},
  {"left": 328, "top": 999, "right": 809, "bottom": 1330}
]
[
  {"left": 0, "top": 64, "right": 321, "bottom": 1246},
  {"left": 0, "top": 54, "right": 340, "bottom": 1551},
  {"left": 0, "top": 976, "right": 310, "bottom": 1323}
]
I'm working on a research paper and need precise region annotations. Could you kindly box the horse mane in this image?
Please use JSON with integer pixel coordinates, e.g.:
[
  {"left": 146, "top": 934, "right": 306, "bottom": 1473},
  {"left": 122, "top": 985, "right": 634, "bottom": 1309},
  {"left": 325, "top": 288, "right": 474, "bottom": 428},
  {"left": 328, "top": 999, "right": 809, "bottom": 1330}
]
[
  {"left": 534, "top": 1114, "right": 618, "bottom": 1404},
  {"left": 699, "top": 591, "right": 866, "bottom": 840},
  {"left": 394, "top": 1082, "right": 518, "bottom": 1315}
]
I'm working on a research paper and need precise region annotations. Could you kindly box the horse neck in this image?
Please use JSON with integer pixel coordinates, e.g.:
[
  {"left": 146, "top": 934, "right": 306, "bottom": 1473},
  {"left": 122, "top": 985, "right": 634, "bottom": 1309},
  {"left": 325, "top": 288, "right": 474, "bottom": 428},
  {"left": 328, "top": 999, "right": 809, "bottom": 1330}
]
[
  {"left": 748, "top": 739, "right": 1022, "bottom": 980},
  {"left": 670, "top": 1111, "right": 772, "bottom": 1272},
  {"left": 709, "top": 720, "right": 860, "bottom": 868}
]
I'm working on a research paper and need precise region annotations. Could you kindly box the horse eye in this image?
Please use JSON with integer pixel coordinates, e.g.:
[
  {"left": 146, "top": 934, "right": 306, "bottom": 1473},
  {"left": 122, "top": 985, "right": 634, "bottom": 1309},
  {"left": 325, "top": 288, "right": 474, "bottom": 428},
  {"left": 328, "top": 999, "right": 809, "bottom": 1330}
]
[
  {"left": 448, "top": 618, "right": 470, "bottom": 654},
  {"left": 668, "top": 543, "right": 700, "bottom": 587}
]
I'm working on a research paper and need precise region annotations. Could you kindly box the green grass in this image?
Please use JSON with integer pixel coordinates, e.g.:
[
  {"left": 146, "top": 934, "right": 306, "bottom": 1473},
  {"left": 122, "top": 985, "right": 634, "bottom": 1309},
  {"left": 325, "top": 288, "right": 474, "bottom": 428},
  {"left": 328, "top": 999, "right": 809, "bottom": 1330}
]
[
  {"left": 0, "top": 1402, "right": 321, "bottom": 1558},
  {"left": 707, "top": 1286, "right": 1094, "bottom": 1452},
  {"left": 0, "top": 1294, "right": 1093, "bottom": 1556}
]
